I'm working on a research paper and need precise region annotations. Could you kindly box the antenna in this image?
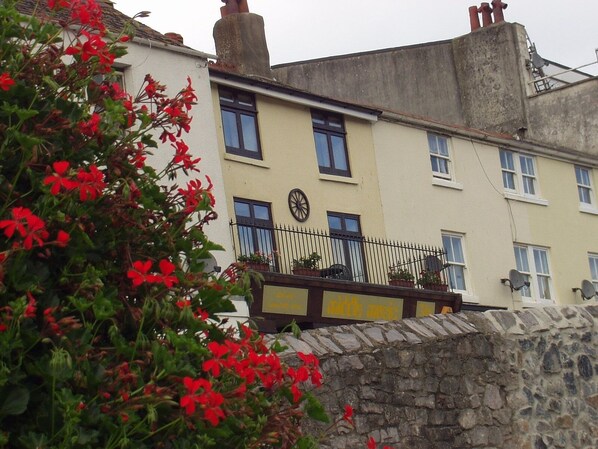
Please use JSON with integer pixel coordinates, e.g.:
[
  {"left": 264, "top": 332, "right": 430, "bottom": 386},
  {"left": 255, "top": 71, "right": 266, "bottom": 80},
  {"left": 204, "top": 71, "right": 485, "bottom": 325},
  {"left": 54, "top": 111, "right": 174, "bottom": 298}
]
[
  {"left": 501, "top": 269, "right": 530, "bottom": 292},
  {"left": 572, "top": 280, "right": 597, "bottom": 301}
]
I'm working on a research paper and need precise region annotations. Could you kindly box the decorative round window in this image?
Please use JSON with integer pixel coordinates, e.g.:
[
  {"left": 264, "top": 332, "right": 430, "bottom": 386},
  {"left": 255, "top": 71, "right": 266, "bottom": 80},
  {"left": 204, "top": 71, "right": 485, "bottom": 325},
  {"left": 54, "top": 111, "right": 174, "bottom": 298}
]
[{"left": 288, "top": 188, "right": 310, "bottom": 222}]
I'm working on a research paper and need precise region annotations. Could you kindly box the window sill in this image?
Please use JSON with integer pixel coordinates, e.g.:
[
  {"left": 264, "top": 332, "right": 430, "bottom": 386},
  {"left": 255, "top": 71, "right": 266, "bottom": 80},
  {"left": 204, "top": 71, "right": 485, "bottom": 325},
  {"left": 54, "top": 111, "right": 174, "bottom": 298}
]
[
  {"left": 319, "top": 173, "right": 359, "bottom": 185},
  {"left": 504, "top": 192, "right": 548, "bottom": 206},
  {"left": 520, "top": 299, "right": 556, "bottom": 308},
  {"left": 224, "top": 153, "right": 270, "bottom": 169},
  {"left": 460, "top": 293, "right": 479, "bottom": 304},
  {"left": 432, "top": 178, "right": 463, "bottom": 190},
  {"left": 579, "top": 204, "right": 598, "bottom": 216}
]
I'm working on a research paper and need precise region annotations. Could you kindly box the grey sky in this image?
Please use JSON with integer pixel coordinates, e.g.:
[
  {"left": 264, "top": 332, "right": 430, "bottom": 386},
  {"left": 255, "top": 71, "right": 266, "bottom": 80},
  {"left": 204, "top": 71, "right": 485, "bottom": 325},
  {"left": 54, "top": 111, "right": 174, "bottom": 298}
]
[{"left": 114, "top": 0, "right": 597, "bottom": 75}]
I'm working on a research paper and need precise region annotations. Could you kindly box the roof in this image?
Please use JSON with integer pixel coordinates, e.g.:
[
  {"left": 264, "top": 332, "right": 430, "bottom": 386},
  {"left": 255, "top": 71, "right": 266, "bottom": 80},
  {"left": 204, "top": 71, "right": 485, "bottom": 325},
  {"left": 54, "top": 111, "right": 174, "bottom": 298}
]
[
  {"left": 209, "top": 64, "right": 381, "bottom": 120},
  {"left": 15, "top": 0, "right": 185, "bottom": 47}
]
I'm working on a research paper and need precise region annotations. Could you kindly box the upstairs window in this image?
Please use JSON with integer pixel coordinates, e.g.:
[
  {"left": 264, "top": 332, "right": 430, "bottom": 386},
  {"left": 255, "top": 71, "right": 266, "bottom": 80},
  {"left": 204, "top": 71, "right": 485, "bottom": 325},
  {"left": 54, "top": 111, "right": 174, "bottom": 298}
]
[
  {"left": 328, "top": 212, "right": 365, "bottom": 282},
  {"left": 312, "top": 110, "right": 350, "bottom": 177},
  {"left": 427, "top": 133, "right": 452, "bottom": 179},
  {"left": 575, "top": 165, "right": 595, "bottom": 207},
  {"left": 500, "top": 149, "right": 538, "bottom": 196},
  {"left": 219, "top": 87, "right": 261, "bottom": 159},
  {"left": 234, "top": 198, "right": 275, "bottom": 263}
]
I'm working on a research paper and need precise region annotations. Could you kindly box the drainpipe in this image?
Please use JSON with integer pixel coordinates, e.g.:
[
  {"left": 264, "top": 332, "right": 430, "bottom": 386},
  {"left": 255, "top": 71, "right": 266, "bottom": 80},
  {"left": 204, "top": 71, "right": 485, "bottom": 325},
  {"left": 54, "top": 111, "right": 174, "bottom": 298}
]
[
  {"left": 478, "top": 2, "right": 493, "bottom": 27},
  {"left": 469, "top": 5, "right": 481, "bottom": 31},
  {"left": 491, "top": 0, "right": 508, "bottom": 23}
]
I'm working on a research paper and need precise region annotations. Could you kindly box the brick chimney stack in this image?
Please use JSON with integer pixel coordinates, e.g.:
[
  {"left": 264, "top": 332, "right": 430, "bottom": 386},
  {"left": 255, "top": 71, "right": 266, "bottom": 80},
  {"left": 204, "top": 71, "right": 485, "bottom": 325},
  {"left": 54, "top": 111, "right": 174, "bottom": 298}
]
[{"left": 213, "top": 0, "right": 273, "bottom": 78}]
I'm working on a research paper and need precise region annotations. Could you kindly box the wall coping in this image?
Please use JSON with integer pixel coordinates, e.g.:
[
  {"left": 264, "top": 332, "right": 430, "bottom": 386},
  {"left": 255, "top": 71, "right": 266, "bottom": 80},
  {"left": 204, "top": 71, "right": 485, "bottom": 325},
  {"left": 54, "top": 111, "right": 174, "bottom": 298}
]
[{"left": 275, "top": 304, "right": 598, "bottom": 359}]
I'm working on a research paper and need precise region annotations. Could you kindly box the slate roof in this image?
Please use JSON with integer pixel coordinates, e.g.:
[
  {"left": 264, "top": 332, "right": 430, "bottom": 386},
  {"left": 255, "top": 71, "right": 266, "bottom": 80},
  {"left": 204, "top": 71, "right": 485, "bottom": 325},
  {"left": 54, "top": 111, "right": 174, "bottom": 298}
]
[{"left": 15, "top": 0, "right": 185, "bottom": 47}]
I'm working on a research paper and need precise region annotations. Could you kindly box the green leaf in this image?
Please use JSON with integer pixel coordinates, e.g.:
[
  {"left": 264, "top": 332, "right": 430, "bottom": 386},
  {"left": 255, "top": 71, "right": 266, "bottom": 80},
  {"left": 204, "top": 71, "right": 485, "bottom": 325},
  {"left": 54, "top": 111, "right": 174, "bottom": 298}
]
[
  {"left": 0, "top": 386, "right": 30, "bottom": 416},
  {"left": 304, "top": 394, "right": 329, "bottom": 423}
]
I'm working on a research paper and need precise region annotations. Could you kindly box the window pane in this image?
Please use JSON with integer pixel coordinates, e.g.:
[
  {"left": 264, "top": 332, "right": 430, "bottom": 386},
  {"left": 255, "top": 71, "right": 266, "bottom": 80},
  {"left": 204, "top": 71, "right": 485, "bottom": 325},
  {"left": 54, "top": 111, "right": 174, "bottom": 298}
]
[
  {"left": 436, "top": 137, "right": 449, "bottom": 156},
  {"left": 234, "top": 201, "right": 251, "bottom": 217},
  {"left": 253, "top": 205, "right": 270, "bottom": 221},
  {"left": 590, "top": 256, "right": 598, "bottom": 280},
  {"left": 579, "top": 186, "right": 592, "bottom": 204},
  {"left": 502, "top": 172, "right": 516, "bottom": 190},
  {"left": 537, "top": 275, "right": 551, "bottom": 300},
  {"left": 221, "top": 110, "right": 240, "bottom": 148},
  {"left": 448, "top": 265, "right": 466, "bottom": 290},
  {"left": 238, "top": 225, "right": 255, "bottom": 254},
  {"left": 576, "top": 166, "right": 590, "bottom": 186},
  {"left": 514, "top": 246, "right": 530, "bottom": 272},
  {"left": 328, "top": 215, "right": 342, "bottom": 230},
  {"left": 314, "top": 132, "right": 331, "bottom": 168},
  {"left": 331, "top": 135, "right": 348, "bottom": 171},
  {"left": 533, "top": 249, "right": 550, "bottom": 275},
  {"left": 500, "top": 150, "right": 514, "bottom": 170},
  {"left": 431, "top": 156, "right": 449, "bottom": 174},
  {"left": 240, "top": 114, "right": 258, "bottom": 152},
  {"left": 345, "top": 218, "right": 360, "bottom": 233},
  {"left": 520, "top": 156, "right": 535, "bottom": 176},
  {"left": 522, "top": 176, "right": 536, "bottom": 195}
]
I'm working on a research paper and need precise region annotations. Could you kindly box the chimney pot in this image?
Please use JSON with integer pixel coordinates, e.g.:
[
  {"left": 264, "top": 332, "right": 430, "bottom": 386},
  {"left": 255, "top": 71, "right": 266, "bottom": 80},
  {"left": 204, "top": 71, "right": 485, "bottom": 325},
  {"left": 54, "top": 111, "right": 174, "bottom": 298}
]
[
  {"left": 478, "top": 2, "right": 493, "bottom": 27},
  {"left": 491, "top": 0, "right": 508, "bottom": 23},
  {"left": 165, "top": 32, "right": 184, "bottom": 45},
  {"left": 469, "top": 5, "right": 481, "bottom": 31}
]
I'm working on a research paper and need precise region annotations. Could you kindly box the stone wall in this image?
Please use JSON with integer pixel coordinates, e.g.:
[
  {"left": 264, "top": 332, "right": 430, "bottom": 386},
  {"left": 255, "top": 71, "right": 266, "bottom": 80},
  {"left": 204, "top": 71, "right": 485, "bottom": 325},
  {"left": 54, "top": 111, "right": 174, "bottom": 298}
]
[{"left": 278, "top": 305, "right": 598, "bottom": 449}]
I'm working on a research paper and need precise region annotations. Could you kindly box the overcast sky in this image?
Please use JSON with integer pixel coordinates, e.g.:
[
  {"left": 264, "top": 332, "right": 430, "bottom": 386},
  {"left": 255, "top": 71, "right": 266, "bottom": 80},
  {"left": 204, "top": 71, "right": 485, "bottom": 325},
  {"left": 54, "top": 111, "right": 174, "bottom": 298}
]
[{"left": 114, "top": 0, "right": 597, "bottom": 75}]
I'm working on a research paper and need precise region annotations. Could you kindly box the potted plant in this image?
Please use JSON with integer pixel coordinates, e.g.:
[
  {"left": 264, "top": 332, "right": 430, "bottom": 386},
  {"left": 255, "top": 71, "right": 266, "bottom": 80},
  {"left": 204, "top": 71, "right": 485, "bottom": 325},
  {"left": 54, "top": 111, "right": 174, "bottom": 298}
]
[
  {"left": 237, "top": 251, "right": 271, "bottom": 271},
  {"left": 292, "top": 252, "right": 321, "bottom": 276},
  {"left": 388, "top": 267, "right": 415, "bottom": 288},
  {"left": 417, "top": 270, "right": 449, "bottom": 292}
]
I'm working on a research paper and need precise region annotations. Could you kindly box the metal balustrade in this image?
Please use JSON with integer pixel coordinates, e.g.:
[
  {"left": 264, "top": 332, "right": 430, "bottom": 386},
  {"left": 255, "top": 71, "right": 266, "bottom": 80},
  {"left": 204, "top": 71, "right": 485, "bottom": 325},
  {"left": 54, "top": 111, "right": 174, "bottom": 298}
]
[{"left": 230, "top": 222, "right": 450, "bottom": 289}]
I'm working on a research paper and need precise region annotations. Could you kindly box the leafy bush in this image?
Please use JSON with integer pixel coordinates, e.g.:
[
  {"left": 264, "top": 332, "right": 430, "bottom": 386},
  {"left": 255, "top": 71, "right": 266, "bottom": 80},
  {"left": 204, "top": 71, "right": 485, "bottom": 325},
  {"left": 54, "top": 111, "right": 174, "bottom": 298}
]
[{"left": 0, "top": 1, "right": 326, "bottom": 447}]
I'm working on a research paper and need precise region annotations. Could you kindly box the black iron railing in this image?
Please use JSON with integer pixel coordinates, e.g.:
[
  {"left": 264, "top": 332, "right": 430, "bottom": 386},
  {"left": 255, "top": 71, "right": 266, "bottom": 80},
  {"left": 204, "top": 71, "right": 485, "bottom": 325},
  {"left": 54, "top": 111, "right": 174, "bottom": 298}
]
[{"left": 229, "top": 222, "right": 450, "bottom": 289}]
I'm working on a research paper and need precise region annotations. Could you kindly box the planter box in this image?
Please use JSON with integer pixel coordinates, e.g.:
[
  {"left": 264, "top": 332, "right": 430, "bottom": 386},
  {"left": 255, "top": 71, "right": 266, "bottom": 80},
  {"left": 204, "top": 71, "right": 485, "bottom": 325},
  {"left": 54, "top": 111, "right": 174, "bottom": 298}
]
[
  {"left": 389, "top": 279, "right": 415, "bottom": 288},
  {"left": 420, "top": 283, "right": 449, "bottom": 292},
  {"left": 246, "top": 262, "right": 270, "bottom": 272},
  {"left": 292, "top": 268, "right": 320, "bottom": 277}
]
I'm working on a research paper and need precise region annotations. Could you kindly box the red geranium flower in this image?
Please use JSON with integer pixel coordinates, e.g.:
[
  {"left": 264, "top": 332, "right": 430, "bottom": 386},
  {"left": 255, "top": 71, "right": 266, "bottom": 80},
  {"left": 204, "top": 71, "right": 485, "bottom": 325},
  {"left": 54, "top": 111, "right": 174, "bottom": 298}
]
[{"left": 0, "top": 72, "right": 15, "bottom": 91}]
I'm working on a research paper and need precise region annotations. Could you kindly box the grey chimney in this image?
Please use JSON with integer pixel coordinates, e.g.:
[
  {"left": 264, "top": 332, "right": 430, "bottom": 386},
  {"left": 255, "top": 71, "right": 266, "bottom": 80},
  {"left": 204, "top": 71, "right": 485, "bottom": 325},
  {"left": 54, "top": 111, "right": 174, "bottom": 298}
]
[{"left": 213, "top": 0, "right": 273, "bottom": 78}]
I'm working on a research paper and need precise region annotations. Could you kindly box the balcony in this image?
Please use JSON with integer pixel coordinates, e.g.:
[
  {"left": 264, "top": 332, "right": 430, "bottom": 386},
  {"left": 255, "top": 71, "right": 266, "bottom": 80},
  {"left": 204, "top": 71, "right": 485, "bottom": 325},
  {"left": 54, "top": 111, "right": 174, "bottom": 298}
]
[{"left": 229, "top": 222, "right": 462, "bottom": 331}]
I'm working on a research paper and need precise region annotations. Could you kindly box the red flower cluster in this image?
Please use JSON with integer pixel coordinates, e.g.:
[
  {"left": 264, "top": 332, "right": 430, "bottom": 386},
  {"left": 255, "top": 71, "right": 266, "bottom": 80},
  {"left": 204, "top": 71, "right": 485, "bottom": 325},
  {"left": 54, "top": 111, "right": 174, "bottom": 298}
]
[
  {"left": 172, "top": 140, "right": 201, "bottom": 171},
  {"left": 177, "top": 177, "right": 215, "bottom": 215},
  {"left": 127, "top": 259, "right": 179, "bottom": 288},
  {"left": 44, "top": 161, "right": 107, "bottom": 201},
  {"left": 180, "top": 377, "right": 225, "bottom": 426},
  {"left": 0, "top": 207, "right": 49, "bottom": 250},
  {"left": 0, "top": 72, "right": 15, "bottom": 91}
]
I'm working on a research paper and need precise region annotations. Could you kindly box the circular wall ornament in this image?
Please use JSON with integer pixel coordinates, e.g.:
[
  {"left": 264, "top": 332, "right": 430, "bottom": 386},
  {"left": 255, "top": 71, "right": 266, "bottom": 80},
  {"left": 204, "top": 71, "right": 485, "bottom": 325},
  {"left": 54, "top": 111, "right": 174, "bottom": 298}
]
[{"left": 288, "top": 188, "right": 310, "bottom": 222}]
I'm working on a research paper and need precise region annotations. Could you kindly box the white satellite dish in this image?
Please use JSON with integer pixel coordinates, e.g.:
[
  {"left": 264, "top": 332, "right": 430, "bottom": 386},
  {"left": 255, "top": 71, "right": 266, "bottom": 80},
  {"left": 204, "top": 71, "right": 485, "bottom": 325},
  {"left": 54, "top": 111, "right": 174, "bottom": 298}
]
[
  {"left": 425, "top": 255, "right": 449, "bottom": 272},
  {"left": 200, "top": 254, "right": 221, "bottom": 274},
  {"left": 572, "top": 280, "right": 597, "bottom": 300},
  {"left": 501, "top": 269, "right": 530, "bottom": 292}
]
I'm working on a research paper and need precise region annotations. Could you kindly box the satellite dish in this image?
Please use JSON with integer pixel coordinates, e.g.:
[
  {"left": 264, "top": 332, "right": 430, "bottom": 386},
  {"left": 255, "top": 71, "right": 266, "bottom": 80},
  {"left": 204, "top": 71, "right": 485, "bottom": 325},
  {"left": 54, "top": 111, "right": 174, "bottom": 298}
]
[
  {"left": 425, "top": 255, "right": 449, "bottom": 272},
  {"left": 501, "top": 269, "right": 530, "bottom": 292},
  {"left": 572, "top": 280, "right": 597, "bottom": 300},
  {"left": 200, "top": 254, "right": 221, "bottom": 274}
]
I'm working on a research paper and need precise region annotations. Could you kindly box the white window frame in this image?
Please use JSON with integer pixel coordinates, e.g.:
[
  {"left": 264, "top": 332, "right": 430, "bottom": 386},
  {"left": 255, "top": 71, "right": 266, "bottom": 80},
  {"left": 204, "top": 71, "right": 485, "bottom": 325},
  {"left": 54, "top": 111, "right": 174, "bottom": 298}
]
[
  {"left": 589, "top": 253, "right": 598, "bottom": 291},
  {"left": 442, "top": 233, "right": 468, "bottom": 293},
  {"left": 513, "top": 244, "right": 554, "bottom": 304},
  {"left": 428, "top": 133, "right": 453, "bottom": 180},
  {"left": 500, "top": 149, "right": 541, "bottom": 199},
  {"left": 575, "top": 165, "right": 596, "bottom": 211}
]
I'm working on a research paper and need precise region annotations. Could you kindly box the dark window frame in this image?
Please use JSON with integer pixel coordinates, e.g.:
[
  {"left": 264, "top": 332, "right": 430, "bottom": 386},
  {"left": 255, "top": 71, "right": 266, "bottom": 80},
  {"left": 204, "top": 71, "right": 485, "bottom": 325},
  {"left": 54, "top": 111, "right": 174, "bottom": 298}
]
[
  {"left": 219, "top": 87, "right": 262, "bottom": 160},
  {"left": 233, "top": 198, "right": 277, "bottom": 267},
  {"left": 327, "top": 211, "right": 367, "bottom": 282},
  {"left": 312, "top": 110, "right": 351, "bottom": 177}
]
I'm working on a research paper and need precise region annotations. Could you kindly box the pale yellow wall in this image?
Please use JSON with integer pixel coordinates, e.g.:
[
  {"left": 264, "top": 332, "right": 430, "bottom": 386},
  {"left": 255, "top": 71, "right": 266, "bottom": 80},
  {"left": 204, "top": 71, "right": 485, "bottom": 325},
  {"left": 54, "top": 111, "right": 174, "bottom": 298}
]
[
  {"left": 373, "top": 119, "right": 598, "bottom": 309},
  {"left": 210, "top": 83, "right": 386, "bottom": 240}
]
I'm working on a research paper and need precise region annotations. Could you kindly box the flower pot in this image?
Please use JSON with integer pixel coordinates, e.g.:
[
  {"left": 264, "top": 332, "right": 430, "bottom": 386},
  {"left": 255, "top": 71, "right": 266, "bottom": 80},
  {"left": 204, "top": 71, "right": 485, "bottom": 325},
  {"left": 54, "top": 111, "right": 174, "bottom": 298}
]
[
  {"left": 246, "top": 262, "right": 270, "bottom": 272},
  {"left": 292, "top": 268, "right": 320, "bottom": 277},
  {"left": 389, "top": 279, "right": 415, "bottom": 288},
  {"left": 421, "top": 283, "right": 448, "bottom": 292}
]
